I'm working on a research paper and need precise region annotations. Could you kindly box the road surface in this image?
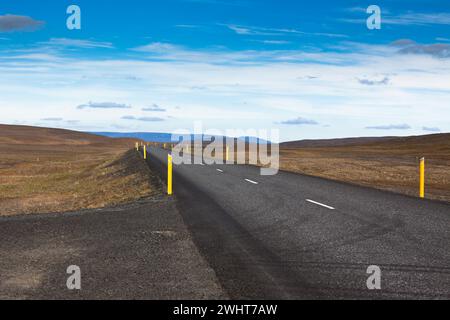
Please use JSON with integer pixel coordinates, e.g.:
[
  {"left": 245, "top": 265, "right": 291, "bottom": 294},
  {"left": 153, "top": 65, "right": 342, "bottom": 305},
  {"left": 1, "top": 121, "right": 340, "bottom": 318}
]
[{"left": 146, "top": 146, "right": 450, "bottom": 299}]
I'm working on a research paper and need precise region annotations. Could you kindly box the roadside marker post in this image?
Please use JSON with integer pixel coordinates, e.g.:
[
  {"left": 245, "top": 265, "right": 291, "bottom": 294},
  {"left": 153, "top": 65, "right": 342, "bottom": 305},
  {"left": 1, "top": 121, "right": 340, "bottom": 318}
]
[
  {"left": 135, "top": 142, "right": 139, "bottom": 151},
  {"left": 420, "top": 157, "right": 425, "bottom": 198},
  {"left": 168, "top": 154, "right": 173, "bottom": 195},
  {"left": 226, "top": 146, "right": 230, "bottom": 163},
  {"left": 143, "top": 145, "right": 147, "bottom": 160}
]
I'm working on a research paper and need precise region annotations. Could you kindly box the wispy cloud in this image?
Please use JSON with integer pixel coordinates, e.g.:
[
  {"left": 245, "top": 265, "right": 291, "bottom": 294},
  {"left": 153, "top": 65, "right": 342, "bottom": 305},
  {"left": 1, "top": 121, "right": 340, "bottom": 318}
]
[
  {"left": 142, "top": 104, "right": 166, "bottom": 112},
  {"left": 121, "top": 115, "right": 165, "bottom": 122},
  {"left": 174, "top": 24, "right": 200, "bottom": 29},
  {"left": 222, "top": 24, "right": 347, "bottom": 38},
  {"left": 132, "top": 42, "right": 180, "bottom": 53},
  {"left": 392, "top": 40, "right": 450, "bottom": 59},
  {"left": 280, "top": 117, "right": 319, "bottom": 125},
  {"left": 130, "top": 41, "right": 355, "bottom": 64},
  {"left": 342, "top": 12, "right": 450, "bottom": 26},
  {"left": 77, "top": 102, "right": 131, "bottom": 110},
  {"left": 252, "top": 40, "right": 291, "bottom": 45},
  {"left": 0, "top": 14, "right": 44, "bottom": 32},
  {"left": 344, "top": 7, "right": 367, "bottom": 13},
  {"left": 225, "top": 24, "right": 281, "bottom": 36},
  {"left": 384, "top": 13, "right": 450, "bottom": 26},
  {"left": 357, "top": 76, "right": 390, "bottom": 86},
  {"left": 41, "top": 38, "right": 114, "bottom": 49},
  {"left": 366, "top": 124, "right": 411, "bottom": 130},
  {"left": 422, "top": 126, "right": 441, "bottom": 132},
  {"left": 298, "top": 75, "right": 318, "bottom": 80},
  {"left": 41, "top": 117, "right": 63, "bottom": 121}
]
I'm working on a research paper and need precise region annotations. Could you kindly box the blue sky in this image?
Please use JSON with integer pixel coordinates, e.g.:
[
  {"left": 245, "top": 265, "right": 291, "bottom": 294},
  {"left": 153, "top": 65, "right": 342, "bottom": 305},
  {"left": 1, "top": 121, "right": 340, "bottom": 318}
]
[{"left": 1, "top": 0, "right": 450, "bottom": 141}]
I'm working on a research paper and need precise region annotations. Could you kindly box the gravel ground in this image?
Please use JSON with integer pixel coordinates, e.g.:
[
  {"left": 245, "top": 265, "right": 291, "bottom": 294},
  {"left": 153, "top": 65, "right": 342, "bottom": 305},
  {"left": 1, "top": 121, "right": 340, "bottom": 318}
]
[{"left": 0, "top": 196, "right": 226, "bottom": 300}]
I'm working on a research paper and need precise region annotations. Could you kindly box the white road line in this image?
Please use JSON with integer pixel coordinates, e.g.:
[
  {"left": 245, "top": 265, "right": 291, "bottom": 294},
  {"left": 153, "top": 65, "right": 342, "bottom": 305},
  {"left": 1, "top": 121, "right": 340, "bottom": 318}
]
[
  {"left": 216, "top": 169, "right": 224, "bottom": 173},
  {"left": 306, "top": 199, "right": 335, "bottom": 210},
  {"left": 244, "top": 179, "right": 259, "bottom": 185}
]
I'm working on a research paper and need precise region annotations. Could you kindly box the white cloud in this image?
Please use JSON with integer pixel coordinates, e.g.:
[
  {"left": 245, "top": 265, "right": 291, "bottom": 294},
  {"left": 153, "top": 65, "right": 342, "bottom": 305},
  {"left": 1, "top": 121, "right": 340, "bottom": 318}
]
[
  {"left": 133, "top": 42, "right": 181, "bottom": 53},
  {"left": 252, "top": 40, "right": 291, "bottom": 45},
  {"left": 41, "top": 117, "right": 63, "bottom": 121},
  {"left": 357, "top": 76, "right": 390, "bottom": 86},
  {"left": 77, "top": 102, "right": 131, "bottom": 109},
  {"left": 225, "top": 24, "right": 281, "bottom": 36},
  {"left": 142, "top": 104, "right": 166, "bottom": 112},
  {"left": 383, "top": 13, "right": 450, "bottom": 26},
  {"left": 392, "top": 39, "right": 450, "bottom": 58},
  {"left": 280, "top": 117, "right": 319, "bottom": 125},
  {"left": 366, "top": 124, "right": 411, "bottom": 130},
  {"left": 342, "top": 12, "right": 450, "bottom": 26},
  {"left": 42, "top": 38, "right": 114, "bottom": 49},
  {"left": 0, "top": 14, "right": 44, "bottom": 32},
  {"left": 1, "top": 41, "right": 450, "bottom": 140},
  {"left": 174, "top": 24, "right": 200, "bottom": 28},
  {"left": 122, "top": 115, "right": 165, "bottom": 122},
  {"left": 422, "top": 126, "right": 441, "bottom": 132},
  {"left": 222, "top": 24, "right": 348, "bottom": 38}
]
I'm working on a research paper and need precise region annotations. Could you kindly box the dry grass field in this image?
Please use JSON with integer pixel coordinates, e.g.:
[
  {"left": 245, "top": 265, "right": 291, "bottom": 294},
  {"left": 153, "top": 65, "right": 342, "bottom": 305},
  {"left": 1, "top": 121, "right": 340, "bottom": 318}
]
[
  {"left": 0, "top": 125, "right": 159, "bottom": 216},
  {"left": 279, "top": 134, "right": 450, "bottom": 202}
]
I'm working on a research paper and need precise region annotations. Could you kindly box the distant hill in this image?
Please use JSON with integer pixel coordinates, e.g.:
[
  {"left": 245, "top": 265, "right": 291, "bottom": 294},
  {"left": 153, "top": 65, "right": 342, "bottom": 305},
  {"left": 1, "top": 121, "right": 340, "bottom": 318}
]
[
  {"left": 281, "top": 133, "right": 450, "bottom": 149},
  {"left": 281, "top": 136, "right": 396, "bottom": 148},
  {"left": 0, "top": 125, "right": 135, "bottom": 147},
  {"left": 280, "top": 133, "right": 450, "bottom": 166}
]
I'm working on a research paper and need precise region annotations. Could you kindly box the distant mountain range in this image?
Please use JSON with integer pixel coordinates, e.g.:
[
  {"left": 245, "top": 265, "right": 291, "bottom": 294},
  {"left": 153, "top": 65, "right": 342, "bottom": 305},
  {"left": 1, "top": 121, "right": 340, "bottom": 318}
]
[
  {"left": 90, "top": 131, "right": 449, "bottom": 148},
  {"left": 92, "top": 132, "right": 175, "bottom": 143},
  {"left": 91, "top": 132, "right": 270, "bottom": 144}
]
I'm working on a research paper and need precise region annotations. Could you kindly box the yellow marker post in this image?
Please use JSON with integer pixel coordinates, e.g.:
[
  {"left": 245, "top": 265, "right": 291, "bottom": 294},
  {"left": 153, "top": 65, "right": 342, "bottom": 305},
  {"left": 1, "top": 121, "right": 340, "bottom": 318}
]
[
  {"left": 420, "top": 157, "right": 425, "bottom": 198},
  {"left": 143, "top": 145, "right": 147, "bottom": 160},
  {"left": 168, "top": 154, "right": 173, "bottom": 195},
  {"left": 226, "top": 146, "right": 230, "bottom": 162}
]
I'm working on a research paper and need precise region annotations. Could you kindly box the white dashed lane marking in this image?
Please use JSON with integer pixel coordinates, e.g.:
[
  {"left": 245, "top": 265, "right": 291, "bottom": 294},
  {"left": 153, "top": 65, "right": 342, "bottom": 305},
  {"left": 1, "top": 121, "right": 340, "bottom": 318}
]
[
  {"left": 244, "top": 179, "right": 259, "bottom": 185},
  {"left": 306, "top": 199, "right": 335, "bottom": 210}
]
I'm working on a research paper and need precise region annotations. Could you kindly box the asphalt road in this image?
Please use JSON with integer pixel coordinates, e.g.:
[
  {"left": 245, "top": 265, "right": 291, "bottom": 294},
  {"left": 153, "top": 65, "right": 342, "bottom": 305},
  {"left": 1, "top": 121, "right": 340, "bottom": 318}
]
[{"left": 146, "top": 146, "right": 450, "bottom": 299}]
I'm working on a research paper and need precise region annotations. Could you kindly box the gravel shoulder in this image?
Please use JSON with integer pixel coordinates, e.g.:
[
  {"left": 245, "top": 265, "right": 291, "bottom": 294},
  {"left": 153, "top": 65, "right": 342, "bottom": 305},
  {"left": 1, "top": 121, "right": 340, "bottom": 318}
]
[{"left": 0, "top": 195, "right": 226, "bottom": 300}]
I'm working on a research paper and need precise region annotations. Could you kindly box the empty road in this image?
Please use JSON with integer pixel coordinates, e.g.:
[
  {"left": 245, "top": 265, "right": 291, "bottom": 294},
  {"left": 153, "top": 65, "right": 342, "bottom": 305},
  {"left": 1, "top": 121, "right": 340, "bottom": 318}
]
[{"left": 146, "top": 146, "right": 450, "bottom": 299}]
